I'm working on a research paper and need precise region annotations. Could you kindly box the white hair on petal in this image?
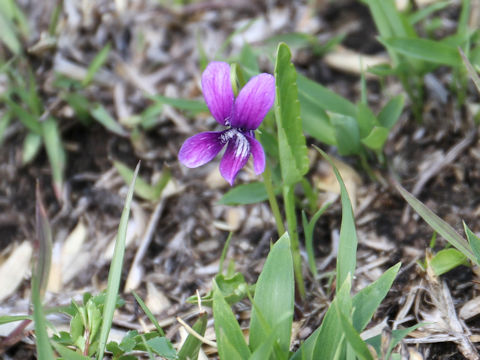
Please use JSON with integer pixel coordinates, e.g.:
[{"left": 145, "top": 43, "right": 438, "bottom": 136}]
[{"left": 234, "top": 132, "right": 250, "bottom": 159}]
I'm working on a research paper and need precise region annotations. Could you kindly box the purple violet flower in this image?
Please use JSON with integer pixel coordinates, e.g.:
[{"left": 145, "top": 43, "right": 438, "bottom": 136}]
[{"left": 178, "top": 61, "right": 275, "bottom": 185}]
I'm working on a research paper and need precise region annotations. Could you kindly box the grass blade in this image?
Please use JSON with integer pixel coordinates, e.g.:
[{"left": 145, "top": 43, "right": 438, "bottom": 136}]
[
  {"left": 212, "top": 281, "right": 251, "bottom": 360},
  {"left": 42, "top": 117, "right": 66, "bottom": 201},
  {"left": 249, "top": 233, "right": 294, "bottom": 353},
  {"left": 32, "top": 184, "right": 55, "bottom": 359},
  {"left": 177, "top": 312, "right": 207, "bottom": 360},
  {"left": 352, "top": 263, "right": 401, "bottom": 331},
  {"left": 274, "top": 43, "right": 309, "bottom": 186},
  {"left": 34, "top": 183, "right": 52, "bottom": 298},
  {"left": 382, "top": 38, "right": 461, "bottom": 67},
  {"left": 82, "top": 43, "right": 111, "bottom": 86},
  {"left": 395, "top": 182, "right": 476, "bottom": 263},
  {"left": 316, "top": 147, "right": 357, "bottom": 289},
  {"left": 90, "top": 104, "right": 128, "bottom": 137},
  {"left": 459, "top": 47, "right": 480, "bottom": 95},
  {"left": 132, "top": 291, "right": 165, "bottom": 336},
  {"left": 96, "top": 162, "right": 140, "bottom": 360}
]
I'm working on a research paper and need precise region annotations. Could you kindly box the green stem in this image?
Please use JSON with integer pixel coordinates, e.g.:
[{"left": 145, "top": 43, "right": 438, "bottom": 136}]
[
  {"left": 263, "top": 166, "right": 285, "bottom": 236},
  {"left": 283, "top": 185, "right": 305, "bottom": 299},
  {"left": 218, "top": 232, "right": 233, "bottom": 275},
  {"left": 301, "top": 178, "right": 317, "bottom": 214}
]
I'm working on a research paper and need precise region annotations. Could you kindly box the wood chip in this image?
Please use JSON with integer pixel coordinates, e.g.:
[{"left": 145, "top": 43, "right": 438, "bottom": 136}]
[
  {"left": 0, "top": 242, "right": 32, "bottom": 303},
  {"left": 323, "top": 46, "right": 390, "bottom": 77}
]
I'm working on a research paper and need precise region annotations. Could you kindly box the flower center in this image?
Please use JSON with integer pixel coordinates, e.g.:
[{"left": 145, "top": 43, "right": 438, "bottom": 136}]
[{"left": 220, "top": 128, "right": 250, "bottom": 159}]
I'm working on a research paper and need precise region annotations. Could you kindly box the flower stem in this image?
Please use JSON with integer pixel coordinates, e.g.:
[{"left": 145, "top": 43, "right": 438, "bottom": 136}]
[
  {"left": 263, "top": 166, "right": 285, "bottom": 236},
  {"left": 283, "top": 184, "right": 305, "bottom": 299}
]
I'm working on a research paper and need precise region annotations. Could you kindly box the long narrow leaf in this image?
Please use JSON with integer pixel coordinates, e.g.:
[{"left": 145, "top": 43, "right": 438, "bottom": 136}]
[
  {"left": 249, "top": 233, "right": 294, "bottom": 353},
  {"left": 32, "top": 184, "right": 55, "bottom": 359},
  {"left": 382, "top": 38, "right": 461, "bottom": 67},
  {"left": 132, "top": 291, "right": 165, "bottom": 336},
  {"left": 396, "top": 182, "right": 476, "bottom": 262},
  {"left": 459, "top": 48, "right": 480, "bottom": 95},
  {"left": 177, "top": 312, "right": 207, "bottom": 360},
  {"left": 212, "top": 282, "right": 251, "bottom": 360},
  {"left": 336, "top": 302, "right": 373, "bottom": 360},
  {"left": 42, "top": 117, "right": 66, "bottom": 201},
  {"left": 316, "top": 148, "right": 357, "bottom": 289},
  {"left": 274, "top": 43, "right": 309, "bottom": 186},
  {"left": 96, "top": 162, "right": 140, "bottom": 360},
  {"left": 32, "top": 277, "right": 55, "bottom": 360},
  {"left": 83, "top": 43, "right": 111, "bottom": 86},
  {"left": 352, "top": 263, "right": 401, "bottom": 332},
  {"left": 34, "top": 183, "right": 52, "bottom": 298}
]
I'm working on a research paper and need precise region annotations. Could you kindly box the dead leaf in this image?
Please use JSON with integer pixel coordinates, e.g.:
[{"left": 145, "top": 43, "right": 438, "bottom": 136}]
[{"left": 0, "top": 242, "right": 33, "bottom": 302}]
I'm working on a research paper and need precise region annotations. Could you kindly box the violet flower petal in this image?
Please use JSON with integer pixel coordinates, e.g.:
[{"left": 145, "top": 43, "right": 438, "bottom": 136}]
[
  {"left": 219, "top": 132, "right": 251, "bottom": 185},
  {"left": 178, "top": 131, "right": 224, "bottom": 168},
  {"left": 231, "top": 73, "right": 275, "bottom": 130},
  {"left": 245, "top": 134, "right": 265, "bottom": 175},
  {"left": 201, "top": 62, "right": 234, "bottom": 126}
]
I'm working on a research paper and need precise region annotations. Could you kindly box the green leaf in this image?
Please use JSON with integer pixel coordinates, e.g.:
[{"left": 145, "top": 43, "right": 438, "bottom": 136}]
[
  {"left": 149, "top": 95, "right": 208, "bottom": 113},
  {"left": 274, "top": 43, "right": 309, "bottom": 186},
  {"left": 0, "top": 112, "right": 11, "bottom": 146},
  {"left": 378, "top": 95, "right": 404, "bottom": 129},
  {"left": 316, "top": 148, "right": 357, "bottom": 290},
  {"left": 299, "top": 96, "right": 336, "bottom": 145},
  {"left": 90, "top": 105, "right": 128, "bottom": 137},
  {"left": 361, "top": 126, "right": 389, "bottom": 151},
  {"left": 303, "top": 203, "right": 331, "bottom": 278},
  {"left": 248, "top": 333, "right": 277, "bottom": 360},
  {"left": 396, "top": 183, "right": 476, "bottom": 263},
  {"left": 306, "top": 277, "right": 352, "bottom": 360},
  {"left": 218, "top": 182, "right": 271, "bottom": 205},
  {"left": 212, "top": 281, "right": 251, "bottom": 360},
  {"left": 132, "top": 291, "right": 165, "bottom": 337},
  {"left": 382, "top": 38, "right": 462, "bottom": 67},
  {"left": 0, "top": 315, "right": 31, "bottom": 324},
  {"left": 32, "top": 248, "right": 55, "bottom": 360},
  {"left": 83, "top": 43, "right": 111, "bottom": 86},
  {"left": 385, "top": 323, "right": 424, "bottom": 359},
  {"left": 356, "top": 103, "right": 376, "bottom": 139},
  {"left": 22, "top": 132, "right": 43, "bottom": 165},
  {"left": 42, "top": 117, "right": 66, "bottom": 199},
  {"left": 238, "top": 43, "right": 259, "bottom": 75},
  {"left": 114, "top": 161, "right": 170, "bottom": 202},
  {"left": 52, "top": 341, "right": 90, "bottom": 360},
  {"left": 335, "top": 301, "right": 373, "bottom": 360},
  {"left": 297, "top": 74, "right": 357, "bottom": 117},
  {"left": 6, "top": 98, "right": 42, "bottom": 134},
  {"left": 249, "top": 233, "right": 294, "bottom": 353},
  {"left": 34, "top": 184, "right": 53, "bottom": 299},
  {"left": 430, "top": 248, "right": 468, "bottom": 276},
  {"left": 145, "top": 337, "right": 177, "bottom": 359},
  {"left": 188, "top": 272, "right": 251, "bottom": 307},
  {"left": 96, "top": 163, "right": 140, "bottom": 360},
  {"left": 0, "top": 11, "right": 21, "bottom": 54},
  {"left": 177, "top": 312, "right": 207, "bottom": 360},
  {"left": 459, "top": 48, "right": 480, "bottom": 96},
  {"left": 407, "top": 1, "right": 450, "bottom": 25},
  {"left": 464, "top": 222, "right": 480, "bottom": 265},
  {"left": 352, "top": 263, "right": 401, "bottom": 332},
  {"left": 331, "top": 114, "right": 361, "bottom": 156}
]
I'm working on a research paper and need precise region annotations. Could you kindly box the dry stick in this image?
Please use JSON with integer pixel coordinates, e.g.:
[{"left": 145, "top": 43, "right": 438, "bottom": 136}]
[
  {"left": 435, "top": 280, "right": 478, "bottom": 360},
  {"left": 176, "top": 316, "right": 217, "bottom": 348},
  {"left": 124, "top": 199, "right": 165, "bottom": 292},
  {"left": 401, "top": 129, "right": 476, "bottom": 224}
]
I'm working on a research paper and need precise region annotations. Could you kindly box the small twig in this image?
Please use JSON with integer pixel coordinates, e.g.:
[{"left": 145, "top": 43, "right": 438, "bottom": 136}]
[
  {"left": 176, "top": 316, "right": 217, "bottom": 348},
  {"left": 125, "top": 199, "right": 165, "bottom": 291},
  {"left": 0, "top": 319, "right": 32, "bottom": 355}
]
